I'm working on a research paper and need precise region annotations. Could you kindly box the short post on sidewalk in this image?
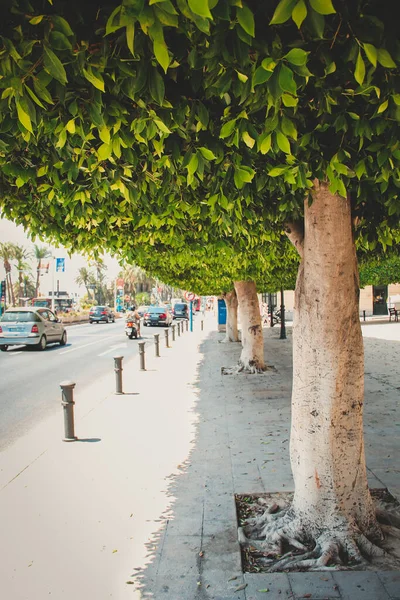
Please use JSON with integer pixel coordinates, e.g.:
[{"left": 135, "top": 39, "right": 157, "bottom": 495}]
[
  {"left": 164, "top": 328, "right": 170, "bottom": 348},
  {"left": 363, "top": 310, "right": 366, "bottom": 322},
  {"left": 185, "top": 319, "right": 188, "bottom": 332},
  {"left": 113, "top": 355, "right": 124, "bottom": 394},
  {"left": 177, "top": 321, "right": 181, "bottom": 336},
  {"left": 171, "top": 324, "right": 176, "bottom": 341},
  {"left": 154, "top": 333, "right": 160, "bottom": 357},
  {"left": 201, "top": 319, "right": 204, "bottom": 331},
  {"left": 60, "top": 380, "right": 77, "bottom": 442},
  {"left": 138, "top": 341, "right": 146, "bottom": 371}
]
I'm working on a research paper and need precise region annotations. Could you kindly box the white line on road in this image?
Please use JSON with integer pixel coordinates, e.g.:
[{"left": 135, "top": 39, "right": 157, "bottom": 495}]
[
  {"left": 59, "top": 334, "right": 122, "bottom": 355},
  {"left": 98, "top": 343, "right": 127, "bottom": 357}
]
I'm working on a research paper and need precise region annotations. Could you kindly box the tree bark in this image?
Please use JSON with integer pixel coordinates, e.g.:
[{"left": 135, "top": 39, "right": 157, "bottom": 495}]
[
  {"left": 223, "top": 289, "right": 239, "bottom": 343},
  {"left": 234, "top": 280, "right": 265, "bottom": 373},
  {"left": 290, "top": 181, "right": 379, "bottom": 540}
]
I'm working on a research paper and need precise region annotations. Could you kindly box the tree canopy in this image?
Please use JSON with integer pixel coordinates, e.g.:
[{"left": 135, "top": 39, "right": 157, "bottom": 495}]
[{"left": 0, "top": 0, "right": 399, "bottom": 266}]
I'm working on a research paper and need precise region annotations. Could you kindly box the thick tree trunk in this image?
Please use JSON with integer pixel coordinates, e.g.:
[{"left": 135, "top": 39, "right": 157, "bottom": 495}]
[
  {"left": 239, "top": 183, "right": 383, "bottom": 569},
  {"left": 223, "top": 290, "right": 239, "bottom": 343},
  {"left": 233, "top": 280, "right": 265, "bottom": 373},
  {"left": 290, "top": 182, "right": 378, "bottom": 539}
]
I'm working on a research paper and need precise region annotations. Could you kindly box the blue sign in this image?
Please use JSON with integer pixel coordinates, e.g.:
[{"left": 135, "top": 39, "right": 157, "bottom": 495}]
[{"left": 56, "top": 258, "right": 65, "bottom": 272}]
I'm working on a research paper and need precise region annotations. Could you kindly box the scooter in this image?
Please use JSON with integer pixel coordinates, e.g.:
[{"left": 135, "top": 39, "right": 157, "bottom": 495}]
[{"left": 125, "top": 319, "right": 139, "bottom": 339}]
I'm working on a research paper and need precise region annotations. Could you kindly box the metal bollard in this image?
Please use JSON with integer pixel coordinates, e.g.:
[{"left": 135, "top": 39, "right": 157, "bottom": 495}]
[
  {"left": 180, "top": 320, "right": 184, "bottom": 334},
  {"left": 177, "top": 321, "right": 181, "bottom": 336},
  {"left": 185, "top": 319, "right": 188, "bottom": 332},
  {"left": 363, "top": 310, "right": 366, "bottom": 322},
  {"left": 60, "top": 381, "right": 77, "bottom": 441},
  {"left": 201, "top": 320, "right": 204, "bottom": 331},
  {"left": 171, "top": 324, "right": 176, "bottom": 341},
  {"left": 138, "top": 341, "right": 146, "bottom": 371},
  {"left": 164, "top": 328, "right": 170, "bottom": 348},
  {"left": 154, "top": 333, "right": 160, "bottom": 357},
  {"left": 113, "top": 355, "right": 124, "bottom": 394}
]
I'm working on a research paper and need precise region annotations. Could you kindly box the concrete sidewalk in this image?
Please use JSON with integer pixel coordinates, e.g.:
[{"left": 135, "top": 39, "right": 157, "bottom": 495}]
[{"left": 0, "top": 315, "right": 399, "bottom": 599}]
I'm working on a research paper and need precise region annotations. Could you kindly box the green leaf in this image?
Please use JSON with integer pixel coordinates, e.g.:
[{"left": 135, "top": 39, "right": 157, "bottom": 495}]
[
  {"left": 285, "top": 48, "right": 308, "bottom": 66},
  {"left": 363, "top": 43, "right": 377, "bottom": 68},
  {"left": 187, "top": 153, "right": 199, "bottom": 175},
  {"left": 292, "top": 0, "right": 307, "bottom": 27},
  {"left": 126, "top": 23, "right": 135, "bottom": 56},
  {"left": 43, "top": 45, "right": 68, "bottom": 84},
  {"left": 154, "top": 118, "right": 172, "bottom": 134},
  {"left": 282, "top": 93, "right": 298, "bottom": 107},
  {"left": 188, "top": 0, "right": 212, "bottom": 19},
  {"left": 282, "top": 116, "right": 297, "bottom": 139},
  {"left": 105, "top": 6, "right": 123, "bottom": 35},
  {"left": 270, "top": 0, "right": 297, "bottom": 25},
  {"left": 268, "top": 166, "right": 286, "bottom": 177},
  {"left": 220, "top": 119, "right": 237, "bottom": 138},
  {"left": 355, "top": 51, "right": 365, "bottom": 86},
  {"left": 98, "top": 143, "right": 112, "bottom": 161},
  {"left": 49, "top": 31, "right": 73, "bottom": 50},
  {"left": 149, "top": 69, "right": 165, "bottom": 105},
  {"left": 66, "top": 119, "right": 75, "bottom": 134},
  {"left": 258, "top": 133, "right": 272, "bottom": 154},
  {"left": 377, "top": 49, "right": 396, "bottom": 68},
  {"left": 276, "top": 131, "right": 291, "bottom": 154},
  {"left": 253, "top": 66, "right": 273, "bottom": 86},
  {"left": 55, "top": 129, "right": 67, "bottom": 149},
  {"left": 236, "top": 71, "right": 248, "bottom": 83},
  {"left": 242, "top": 131, "right": 255, "bottom": 148},
  {"left": 199, "top": 147, "right": 216, "bottom": 160},
  {"left": 99, "top": 125, "right": 111, "bottom": 144},
  {"left": 83, "top": 68, "right": 105, "bottom": 92},
  {"left": 237, "top": 5, "right": 255, "bottom": 37},
  {"left": 278, "top": 65, "right": 297, "bottom": 95},
  {"left": 25, "top": 85, "right": 45, "bottom": 109},
  {"left": 15, "top": 99, "right": 33, "bottom": 133},
  {"left": 377, "top": 99, "right": 388, "bottom": 114},
  {"left": 309, "top": 0, "right": 335, "bottom": 15},
  {"left": 154, "top": 40, "right": 170, "bottom": 73},
  {"left": 29, "top": 15, "right": 45, "bottom": 25}
]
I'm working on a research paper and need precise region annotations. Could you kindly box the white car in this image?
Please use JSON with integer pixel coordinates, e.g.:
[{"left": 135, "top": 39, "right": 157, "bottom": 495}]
[{"left": 0, "top": 307, "right": 67, "bottom": 351}]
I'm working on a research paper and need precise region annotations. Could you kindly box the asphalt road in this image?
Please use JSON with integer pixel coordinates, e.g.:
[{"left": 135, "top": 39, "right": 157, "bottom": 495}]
[{"left": 0, "top": 317, "right": 169, "bottom": 452}]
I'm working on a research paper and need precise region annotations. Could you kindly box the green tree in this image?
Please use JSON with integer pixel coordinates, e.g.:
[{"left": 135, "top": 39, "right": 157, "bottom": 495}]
[
  {"left": 33, "top": 244, "right": 51, "bottom": 298},
  {"left": 75, "top": 267, "right": 96, "bottom": 300},
  {"left": 1, "top": 0, "right": 400, "bottom": 568},
  {"left": 13, "top": 245, "right": 32, "bottom": 303},
  {"left": 0, "top": 242, "right": 17, "bottom": 306}
]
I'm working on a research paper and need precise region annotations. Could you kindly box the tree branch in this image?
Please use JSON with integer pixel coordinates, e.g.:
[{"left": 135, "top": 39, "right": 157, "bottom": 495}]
[{"left": 285, "top": 221, "right": 304, "bottom": 258}]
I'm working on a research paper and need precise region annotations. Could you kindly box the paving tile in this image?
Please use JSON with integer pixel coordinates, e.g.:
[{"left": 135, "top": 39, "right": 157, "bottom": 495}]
[
  {"left": 244, "top": 572, "right": 293, "bottom": 599},
  {"left": 377, "top": 571, "right": 400, "bottom": 599},
  {"left": 288, "top": 572, "right": 340, "bottom": 598},
  {"left": 333, "top": 571, "right": 391, "bottom": 600}
]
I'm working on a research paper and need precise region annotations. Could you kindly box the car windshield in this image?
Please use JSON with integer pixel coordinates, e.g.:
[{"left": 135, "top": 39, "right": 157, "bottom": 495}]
[
  {"left": 148, "top": 307, "right": 165, "bottom": 313},
  {"left": 174, "top": 304, "right": 187, "bottom": 310},
  {"left": 1, "top": 311, "right": 40, "bottom": 322},
  {"left": 92, "top": 306, "right": 106, "bottom": 311}
]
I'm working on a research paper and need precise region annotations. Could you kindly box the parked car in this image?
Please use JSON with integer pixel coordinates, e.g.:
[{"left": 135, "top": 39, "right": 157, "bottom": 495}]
[
  {"left": 143, "top": 306, "right": 172, "bottom": 327},
  {"left": 136, "top": 305, "right": 149, "bottom": 317},
  {"left": 89, "top": 306, "right": 115, "bottom": 323},
  {"left": 0, "top": 307, "right": 67, "bottom": 351},
  {"left": 172, "top": 302, "right": 189, "bottom": 319}
]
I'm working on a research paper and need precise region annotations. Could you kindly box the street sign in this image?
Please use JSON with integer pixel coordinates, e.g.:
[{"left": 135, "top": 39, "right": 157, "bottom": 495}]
[
  {"left": 56, "top": 258, "right": 65, "bottom": 272},
  {"left": 185, "top": 291, "right": 195, "bottom": 301}
]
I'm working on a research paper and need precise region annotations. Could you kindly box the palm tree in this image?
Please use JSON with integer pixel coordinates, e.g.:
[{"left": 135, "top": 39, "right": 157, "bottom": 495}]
[
  {"left": 21, "top": 273, "right": 36, "bottom": 299},
  {"left": 33, "top": 244, "right": 51, "bottom": 297},
  {"left": 90, "top": 259, "right": 107, "bottom": 304},
  {"left": 75, "top": 267, "right": 96, "bottom": 300},
  {"left": 13, "top": 245, "right": 32, "bottom": 303},
  {"left": 0, "top": 242, "right": 17, "bottom": 306}
]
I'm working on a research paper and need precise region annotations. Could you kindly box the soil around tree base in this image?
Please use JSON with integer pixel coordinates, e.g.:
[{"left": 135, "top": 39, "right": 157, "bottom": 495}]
[{"left": 235, "top": 489, "right": 400, "bottom": 573}]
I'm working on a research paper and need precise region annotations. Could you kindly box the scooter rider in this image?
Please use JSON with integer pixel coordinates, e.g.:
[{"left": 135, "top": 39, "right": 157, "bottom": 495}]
[{"left": 127, "top": 305, "right": 141, "bottom": 338}]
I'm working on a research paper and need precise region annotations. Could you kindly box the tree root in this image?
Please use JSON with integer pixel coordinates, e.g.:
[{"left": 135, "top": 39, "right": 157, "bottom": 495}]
[{"left": 238, "top": 504, "right": 392, "bottom": 572}]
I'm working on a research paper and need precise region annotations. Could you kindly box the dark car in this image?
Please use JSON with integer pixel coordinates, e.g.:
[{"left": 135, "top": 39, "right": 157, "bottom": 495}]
[
  {"left": 172, "top": 303, "right": 189, "bottom": 319},
  {"left": 143, "top": 306, "right": 172, "bottom": 327},
  {"left": 89, "top": 306, "right": 115, "bottom": 324}
]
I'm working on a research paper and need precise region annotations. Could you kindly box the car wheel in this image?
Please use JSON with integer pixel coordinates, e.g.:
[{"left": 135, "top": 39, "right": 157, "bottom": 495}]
[
  {"left": 59, "top": 331, "right": 67, "bottom": 346},
  {"left": 37, "top": 335, "right": 47, "bottom": 351},
  {"left": 89, "top": 320, "right": 93, "bottom": 324},
  {"left": 0, "top": 345, "right": 8, "bottom": 352}
]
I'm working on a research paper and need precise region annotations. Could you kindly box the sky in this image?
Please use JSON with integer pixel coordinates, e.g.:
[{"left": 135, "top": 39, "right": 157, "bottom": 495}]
[{"left": 0, "top": 218, "right": 122, "bottom": 297}]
